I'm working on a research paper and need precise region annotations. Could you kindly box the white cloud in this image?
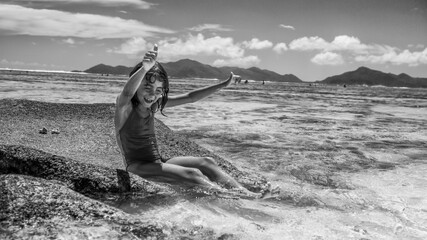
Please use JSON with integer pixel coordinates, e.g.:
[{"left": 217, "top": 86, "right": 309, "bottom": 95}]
[
  {"left": 279, "top": 24, "right": 295, "bottom": 30},
  {"left": 0, "top": 4, "right": 173, "bottom": 39},
  {"left": 289, "top": 36, "right": 329, "bottom": 51},
  {"left": 242, "top": 38, "right": 273, "bottom": 50},
  {"left": 12, "top": 0, "right": 154, "bottom": 9},
  {"left": 355, "top": 48, "right": 427, "bottom": 66},
  {"left": 290, "top": 35, "right": 427, "bottom": 66},
  {"left": 290, "top": 35, "right": 369, "bottom": 53},
  {"left": 156, "top": 33, "right": 245, "bottom": 61},
  {"left": 311, "top": 52, "right": 344, "bottom": 65},
  {"left": 329, "top": 35, "right": 369, "bottom": 53},
  {"left": 213, "top": 56, "right": 260, "bottom": 68},
  {"left": 273, "top": 42, "right": 288, "bottom": 54},
  {"left": 188, "top": 24, "right": 233, "bottom": 32},
  {"left": 109, "top": 37, "right": 151, "bottom": 56},
  {"left": 111, "top": 33, "right": 262, "bottom": 68}
]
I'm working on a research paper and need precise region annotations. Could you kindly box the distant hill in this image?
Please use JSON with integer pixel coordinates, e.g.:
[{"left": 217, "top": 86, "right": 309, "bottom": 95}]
[
  {"left": 161, "top": 59, "right": 226, "bottom": 79},
  {"left": 84, "top": 64, "right": 131, "bottom": 76},
  {"left": 318, "top": 66, "right": 427, "bottom": 88},
  {"left": 84, "top": 59, "right": 303, "bottom": 83}
]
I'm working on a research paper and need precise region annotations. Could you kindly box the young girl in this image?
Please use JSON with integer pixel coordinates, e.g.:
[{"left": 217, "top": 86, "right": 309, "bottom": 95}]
[{"left": 115, "top": 45, "right": 273, "bottom": 197}]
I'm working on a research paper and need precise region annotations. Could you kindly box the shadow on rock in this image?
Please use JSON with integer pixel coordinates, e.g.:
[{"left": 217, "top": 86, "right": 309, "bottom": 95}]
[
  {"left": 0, "top": 174, "right": 236, "bottom": 239},
  {"left": 0, "top": 144, "right": 165, "bottom": 195},
  {"left": 0, "top": 144, "right": 268, "bottom": 239}
]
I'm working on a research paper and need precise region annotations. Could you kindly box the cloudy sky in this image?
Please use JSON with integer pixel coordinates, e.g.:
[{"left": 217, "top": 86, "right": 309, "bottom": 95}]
[{"left": 0, "top": 0, "right": 426, "bottom": 81}]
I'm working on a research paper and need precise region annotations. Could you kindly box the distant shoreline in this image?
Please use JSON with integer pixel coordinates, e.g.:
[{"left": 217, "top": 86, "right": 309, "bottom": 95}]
[
  {"left": 0, "top": 68, "right": 88, "bottom": 74},
  {"left": 1, "top": 67, "right": 427, "bottom": 88}
]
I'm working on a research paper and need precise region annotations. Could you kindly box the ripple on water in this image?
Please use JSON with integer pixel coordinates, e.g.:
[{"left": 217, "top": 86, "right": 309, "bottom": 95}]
[{"left": 372, "top": 104, "right": 427, "bottom": 120}]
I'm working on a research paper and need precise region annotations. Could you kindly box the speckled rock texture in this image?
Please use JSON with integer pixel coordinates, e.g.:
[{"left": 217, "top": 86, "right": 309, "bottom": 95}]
[
  {"left": 0, "top": 99, "right": 267, "bottom": 191},
  {"left": 0, "top": 174, "right": 167, "bottom": 239},
  {"left": 0, "top": 99, "right": 268, "bottom": 239},
  {"left": 0, "top": 145, "right": 162, "bottom": 194}
]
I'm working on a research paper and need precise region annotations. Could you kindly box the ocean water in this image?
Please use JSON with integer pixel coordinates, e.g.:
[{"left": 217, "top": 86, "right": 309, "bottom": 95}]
[{"left": 1, "top": 69, "right": 427, "bottom": 239}]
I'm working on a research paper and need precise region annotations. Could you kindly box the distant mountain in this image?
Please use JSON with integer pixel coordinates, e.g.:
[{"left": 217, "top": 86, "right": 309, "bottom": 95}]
[
  {"left": 219, "top": 65, "right": 302, "bottom": 82},
  {"left": 161, "top": 59, "right": 225, "bottom": 79},
  {"left": 84, "top": 64, "right": 131, "bottom": 75},
  {"left": 318, "top": 66, "right": 427, "bottom": 88},
  {"left": 84, "top": 59, "right": 303, "bottom": 82}
]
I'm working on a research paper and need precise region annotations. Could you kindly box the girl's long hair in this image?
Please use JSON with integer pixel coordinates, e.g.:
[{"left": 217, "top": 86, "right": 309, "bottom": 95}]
[{"left": 128, "top": 61, "right": 169, "bottom": 116}]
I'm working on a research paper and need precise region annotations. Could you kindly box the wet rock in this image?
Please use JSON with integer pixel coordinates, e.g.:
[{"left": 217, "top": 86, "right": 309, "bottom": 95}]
[
  {"left": 0, "top": 99, "right": 269, "bottom": 192},
  {"left": 0, "top": 146, "right": 242, "bottom": 239},
  {"left": 0, "top": 144, "right": 164, "bottom": 195},
  {"left": 0, "top": 99, "right": 272, "bottom": 239},
  {"left": 0, "top": 174, "right": 218, "bottom": 239}
]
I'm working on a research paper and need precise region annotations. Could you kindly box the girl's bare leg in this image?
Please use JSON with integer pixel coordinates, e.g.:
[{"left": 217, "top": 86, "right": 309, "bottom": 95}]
[
  {"left": 128, "top": 157, "right": 279, "bottom": 199},
  {"left": 127, "top": 161, "right": 220, "bottom": 189},
  {"left": 165, "top": 157, "right": 281, "bottom": 198},
  {"left": 164, "top": 156, "right": 244, "bottom": 189}
]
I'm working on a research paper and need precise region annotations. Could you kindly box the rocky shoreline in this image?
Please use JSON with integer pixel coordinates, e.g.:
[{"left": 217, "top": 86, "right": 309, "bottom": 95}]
[{"left": 0, "top": 99, "right": 269, "bottom": 239}]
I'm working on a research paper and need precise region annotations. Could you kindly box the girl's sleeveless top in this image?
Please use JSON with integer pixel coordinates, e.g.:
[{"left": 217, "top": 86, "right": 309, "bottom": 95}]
[{"left": 119, "top": 107, "right": 162, "bottom": 165}]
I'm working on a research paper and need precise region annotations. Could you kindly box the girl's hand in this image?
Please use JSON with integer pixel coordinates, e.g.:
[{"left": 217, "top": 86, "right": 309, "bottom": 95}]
[
  {"left": 225, "top": 72, "right": 241, "bottom": 87},
  {"left": 142, "top": 44, "right": 158, "bottom": 71}
]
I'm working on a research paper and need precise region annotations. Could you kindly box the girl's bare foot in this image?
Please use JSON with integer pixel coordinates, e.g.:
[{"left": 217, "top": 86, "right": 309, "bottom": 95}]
[{"left": 218, "top": 183, "right": 281, "bottom": 200}]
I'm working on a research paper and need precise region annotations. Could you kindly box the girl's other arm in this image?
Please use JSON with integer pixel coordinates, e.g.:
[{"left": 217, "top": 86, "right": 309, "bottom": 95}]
[{"left": 166, "top": 72, "right": 238, "bottom": 108}]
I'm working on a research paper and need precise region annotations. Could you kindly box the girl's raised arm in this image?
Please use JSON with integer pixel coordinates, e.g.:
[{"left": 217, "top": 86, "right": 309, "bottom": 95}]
[
  {"left": 117, "top": 45, "right": 158, "bottom": 107},
  {"left": 166, "top": 72, "right": 239, "bottom": 108}
]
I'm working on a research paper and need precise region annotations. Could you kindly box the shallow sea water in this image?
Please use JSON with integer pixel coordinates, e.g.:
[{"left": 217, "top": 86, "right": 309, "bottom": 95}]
[{"left": 1, "top": 69, "right": 427, "bottom": 239}]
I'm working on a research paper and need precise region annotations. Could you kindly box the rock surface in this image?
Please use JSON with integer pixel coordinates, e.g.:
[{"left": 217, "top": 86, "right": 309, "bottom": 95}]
[
  {"left": 0, "top": 99, "right": 267, "bottom": 191},
  {"left": 0, "top": 99, "right": 269, "bottom": 239},
  {"left": 0, "top": 145, "right": 161, "bottom": 195},
  {"left": 1, "top": 174, "right": 167, "bottom": 239}
]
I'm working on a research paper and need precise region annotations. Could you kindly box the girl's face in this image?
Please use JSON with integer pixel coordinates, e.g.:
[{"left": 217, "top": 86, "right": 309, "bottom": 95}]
[{"left": 137, "top": 73, "right": 165, "bottom": 108}]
